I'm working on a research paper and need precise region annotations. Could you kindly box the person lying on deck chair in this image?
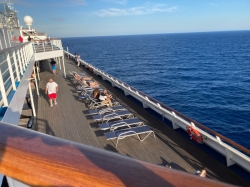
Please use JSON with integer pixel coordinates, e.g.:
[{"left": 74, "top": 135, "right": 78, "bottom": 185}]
[
  {"left": 99, "top": 89, "right": 113, "bottom": 107},
  {"left": 73, "top": 73, "right": 92, "bottom": 81},
  {"left": 82, "top": 80, "right": 100, "bottom": 88},
  {"left": 93, "top": 89, "right": 100, "bottom": 100}
]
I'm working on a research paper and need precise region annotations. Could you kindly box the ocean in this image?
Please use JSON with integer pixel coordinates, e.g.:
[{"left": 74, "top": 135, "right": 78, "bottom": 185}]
[{"left": 61, "top": 31, "right": 250, "bottom": 149}]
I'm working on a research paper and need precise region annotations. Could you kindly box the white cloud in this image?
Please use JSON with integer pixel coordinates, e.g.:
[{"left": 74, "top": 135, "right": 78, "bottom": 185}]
[
  {"left": 209, "top": 3, "right": 218, "bottom": 7},
  {"left": 95, "top": 4, "right": 178, "bottom": 17},
  {"left": 102, "top": 0, "right": 128, "bottom": 5}
]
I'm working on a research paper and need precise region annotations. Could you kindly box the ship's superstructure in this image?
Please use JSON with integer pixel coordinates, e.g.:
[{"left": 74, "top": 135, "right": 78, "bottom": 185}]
[
  {"left": 0, "top": 1, "right": 249, "bottom": 187},
  {"left": 0, "top": 2, "right": 20, "bottom": 49}
]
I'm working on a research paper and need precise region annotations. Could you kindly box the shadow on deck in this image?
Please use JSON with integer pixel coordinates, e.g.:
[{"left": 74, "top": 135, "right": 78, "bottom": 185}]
[{"left": 33, "top": 56, "right": 250, "bottom": 186}]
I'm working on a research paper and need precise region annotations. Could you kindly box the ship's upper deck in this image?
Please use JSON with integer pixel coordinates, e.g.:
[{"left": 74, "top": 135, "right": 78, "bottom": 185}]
[{"left": 32, "top": 55, "right": 250, "bottom": 186}]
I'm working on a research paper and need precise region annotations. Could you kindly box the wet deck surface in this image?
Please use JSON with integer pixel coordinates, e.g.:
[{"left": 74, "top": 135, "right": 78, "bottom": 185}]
[{"left": 33, "top": 56, "right": 250, "bottom": 186}]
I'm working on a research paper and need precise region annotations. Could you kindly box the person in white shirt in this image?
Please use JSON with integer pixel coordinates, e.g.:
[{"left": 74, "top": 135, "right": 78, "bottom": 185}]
[
  {"left": 77, "top": 54, "right": 81, "bottom": 66},
  {"left": 45, "top": 78, "right": 58, "bottom": 107},
  {"left": 99, "top": 89, "right": 112, "bottom": 107}
]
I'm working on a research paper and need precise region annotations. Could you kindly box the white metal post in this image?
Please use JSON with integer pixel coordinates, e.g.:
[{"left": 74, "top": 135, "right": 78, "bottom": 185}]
[
  {"left": 58, "top": 57, "right": 61, "bottom": 70},
  {"left": 21, "top": 47, "right": 27, "bottom": 67},
  {"left": 33, "top": 43, "right": 36, "bottom": 53},
  {"left": 60, "top": 40, "right": 62, "bottom": 49},
  {"left": 6, "top": 29, "right": 11, "bottom": 47},
  {"left": 62, "top": 56, "right": 66, "bottom": 78},
  {"left": 23, "top": 46, "right": 28, "bottom": 65},
  {"left": 6, "top": 53, "right": 16, "bottom": 90},
  {"left": 12, "top": 50, "right": 20, "bottom": 81},
  {"left": 0, "top": 35, "right": 2, "bottom": 49},
  {"left": 67, "top": 47, "right": 69, "bottom": 58},
  {"left": 0, "top": 69, "right": 8, "bottom": 106},
  {"left": 33, "top": 66, "right": 39, "bottom": 96},
  {"left": 36, "top": 61, "right": 40, "bottom": 81},
  {"left": 28, "top": 82, "right": 36, "bottom": 117},
  {"left": 17, "top": 49, "right": 24, "bottom": 75},
  {"left": 2, "top": 28, "right": 7, "bottom": 48},
  {"left": 8, "top": 29, "right": 13, "bottom": 40},
  {"left": 43, "top": 42, "right": 45, "bottom": 52},
  {"left": 29, "top": 43, "right": 33, "bottom": 59}
]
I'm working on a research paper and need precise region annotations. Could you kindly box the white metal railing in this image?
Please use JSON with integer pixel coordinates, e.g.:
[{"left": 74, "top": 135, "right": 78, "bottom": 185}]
[
  {"left": 63, "top": 50, "right": 250, "bottom": 174},
  {"left": 0, "top": 42, "right": 33, "bottom": 109},
  {"left": 32, "top": 39, "right": 62, "bottom": 53}
]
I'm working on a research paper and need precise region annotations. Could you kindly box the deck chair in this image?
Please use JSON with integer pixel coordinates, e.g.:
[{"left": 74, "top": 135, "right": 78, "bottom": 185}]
[
  {"left": 88, "top": 98, "right": 110, "bottom": 110},
  {"left": 99, "top": 117, "right": 144, "bottom": 131},
  {"left": 76, "top": 85, "right": 103, "bottom": 95},
  {"left": 76, "top": 81, "right": 102, "bottom": 93},
  {"left": 92, "top": 110, "right": 133, "bottom": 123},
  {"left": 88, "top": 105, "right": 126, "bottom": 115},
  {"left": 105, "top": 125, "right": 155, "bottom": 147},
  {"left": 72, "top": 71, "right": 88, "bottom": 77}
]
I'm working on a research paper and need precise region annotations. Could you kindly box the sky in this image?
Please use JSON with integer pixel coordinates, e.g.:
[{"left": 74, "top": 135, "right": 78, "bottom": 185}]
[{"left": 11, "top": 0, "right": 250, "bottom": 37}]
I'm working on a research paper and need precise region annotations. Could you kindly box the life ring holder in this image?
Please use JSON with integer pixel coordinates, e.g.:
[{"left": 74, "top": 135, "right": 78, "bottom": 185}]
[{"left": 186, "top": 123, "right": 204, "bottom": 144}]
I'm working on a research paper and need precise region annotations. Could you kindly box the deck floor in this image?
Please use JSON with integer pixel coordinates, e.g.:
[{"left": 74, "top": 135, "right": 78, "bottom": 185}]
[{"left": 33, "top": 56, "right": 250, "bottom": 186}]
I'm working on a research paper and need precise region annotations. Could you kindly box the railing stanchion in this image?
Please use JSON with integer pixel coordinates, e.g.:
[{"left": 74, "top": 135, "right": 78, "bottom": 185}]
[
  {"left": 37, "top": 61, "right": 40, "bottom": 81},
  {"left": 28, "top": 82, "right": 36, "bottom": 117},
  {"left": 2, "top": 28, "right": 7, "bottom": 48},
  {"left": 17, "top": 49, "right": 24, "bottom": 75},
  {"left": 0, "top": 32, "right": 3, "bottom": 49},
  {"left": 57, "top": 57, "right": 61, "bottom": 70},
  {"left": 33, "top": 66, "right": 39, "bottom": 96},
  {"left": 62, "top": 56, "right": 66, "bottom": 78},
  {"left": 43, "top": 41, "right": 45, "bottom": 52},
  {"left": 6, "top": 53, "right": 16, "bottom": 90},
  {"left": 12, "top": 50, "right": 20, "bottom": 81},
  {"left": 0, "top": 69, "right": 8, "bottom": 106},
  {"left": 6, "top": 29, "right": 11, "bottom": 47}
]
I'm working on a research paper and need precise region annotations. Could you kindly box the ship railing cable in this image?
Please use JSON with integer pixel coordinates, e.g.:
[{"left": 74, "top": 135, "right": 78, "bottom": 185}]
[{"left": 62, "top": 50, "right": 250, "bottom": 157}]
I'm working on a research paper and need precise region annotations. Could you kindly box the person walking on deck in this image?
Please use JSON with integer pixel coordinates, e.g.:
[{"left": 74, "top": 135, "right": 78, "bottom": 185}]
[
  {"left": 77, "top": 54, "right": 81, "bottom": 66},
  {"left": 45, "top": 78, "right": 58, "bottom": 107},
  {"left": 50, "top": 59, "right": 57, "bottom": 75}
]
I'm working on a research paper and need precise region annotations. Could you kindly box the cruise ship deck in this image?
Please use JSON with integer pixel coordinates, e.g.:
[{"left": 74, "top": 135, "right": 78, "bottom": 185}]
[{"left": 33, "top": 56, "right": 250, "bottom": 186}]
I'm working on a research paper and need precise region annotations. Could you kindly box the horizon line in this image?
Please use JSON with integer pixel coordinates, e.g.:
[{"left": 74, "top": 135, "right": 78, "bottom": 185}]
[{"left": 57, "top": 29, "right": 250, "bottom": 39}]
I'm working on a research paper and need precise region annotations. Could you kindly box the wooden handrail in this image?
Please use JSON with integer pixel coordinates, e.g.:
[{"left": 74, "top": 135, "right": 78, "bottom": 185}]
[
  {"left": 88, "top": 68, "right": 250, "bottom": 156},
  {"left": 0, "top": 121, "right": 234, "bottom": 187}
]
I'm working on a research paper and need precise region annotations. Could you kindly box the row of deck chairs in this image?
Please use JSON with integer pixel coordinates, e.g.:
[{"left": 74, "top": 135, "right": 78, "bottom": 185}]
[
  {"left": 68, "top": 71, "right": 120, "bottom": 109},
  {"left": 67, "top": 71, "right": 155, "bottom": 147},
  {"left": 89, "top": 101, "right": 156, "bottom": 147}
]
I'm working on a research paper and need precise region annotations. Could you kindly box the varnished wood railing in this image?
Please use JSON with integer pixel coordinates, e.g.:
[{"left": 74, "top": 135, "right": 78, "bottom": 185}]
[{"left": 0, "top": 121, "right": 234, "bottom": 187}]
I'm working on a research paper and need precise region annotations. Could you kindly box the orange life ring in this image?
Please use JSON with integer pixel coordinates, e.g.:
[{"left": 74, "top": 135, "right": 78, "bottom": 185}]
[{"left": 186, "top": 126, "right": 204, "bottom": 144}]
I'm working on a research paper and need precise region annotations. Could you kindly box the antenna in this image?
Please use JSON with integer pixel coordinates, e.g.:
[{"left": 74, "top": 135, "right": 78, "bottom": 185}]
[{"left": 23, "top": 15, "right": 33, "bottom": 30}]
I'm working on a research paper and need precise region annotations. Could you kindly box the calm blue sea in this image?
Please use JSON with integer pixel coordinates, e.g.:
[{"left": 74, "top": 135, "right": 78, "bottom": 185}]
[{"left": 62, "top": 31, "right": 250, "bottom": 149}]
